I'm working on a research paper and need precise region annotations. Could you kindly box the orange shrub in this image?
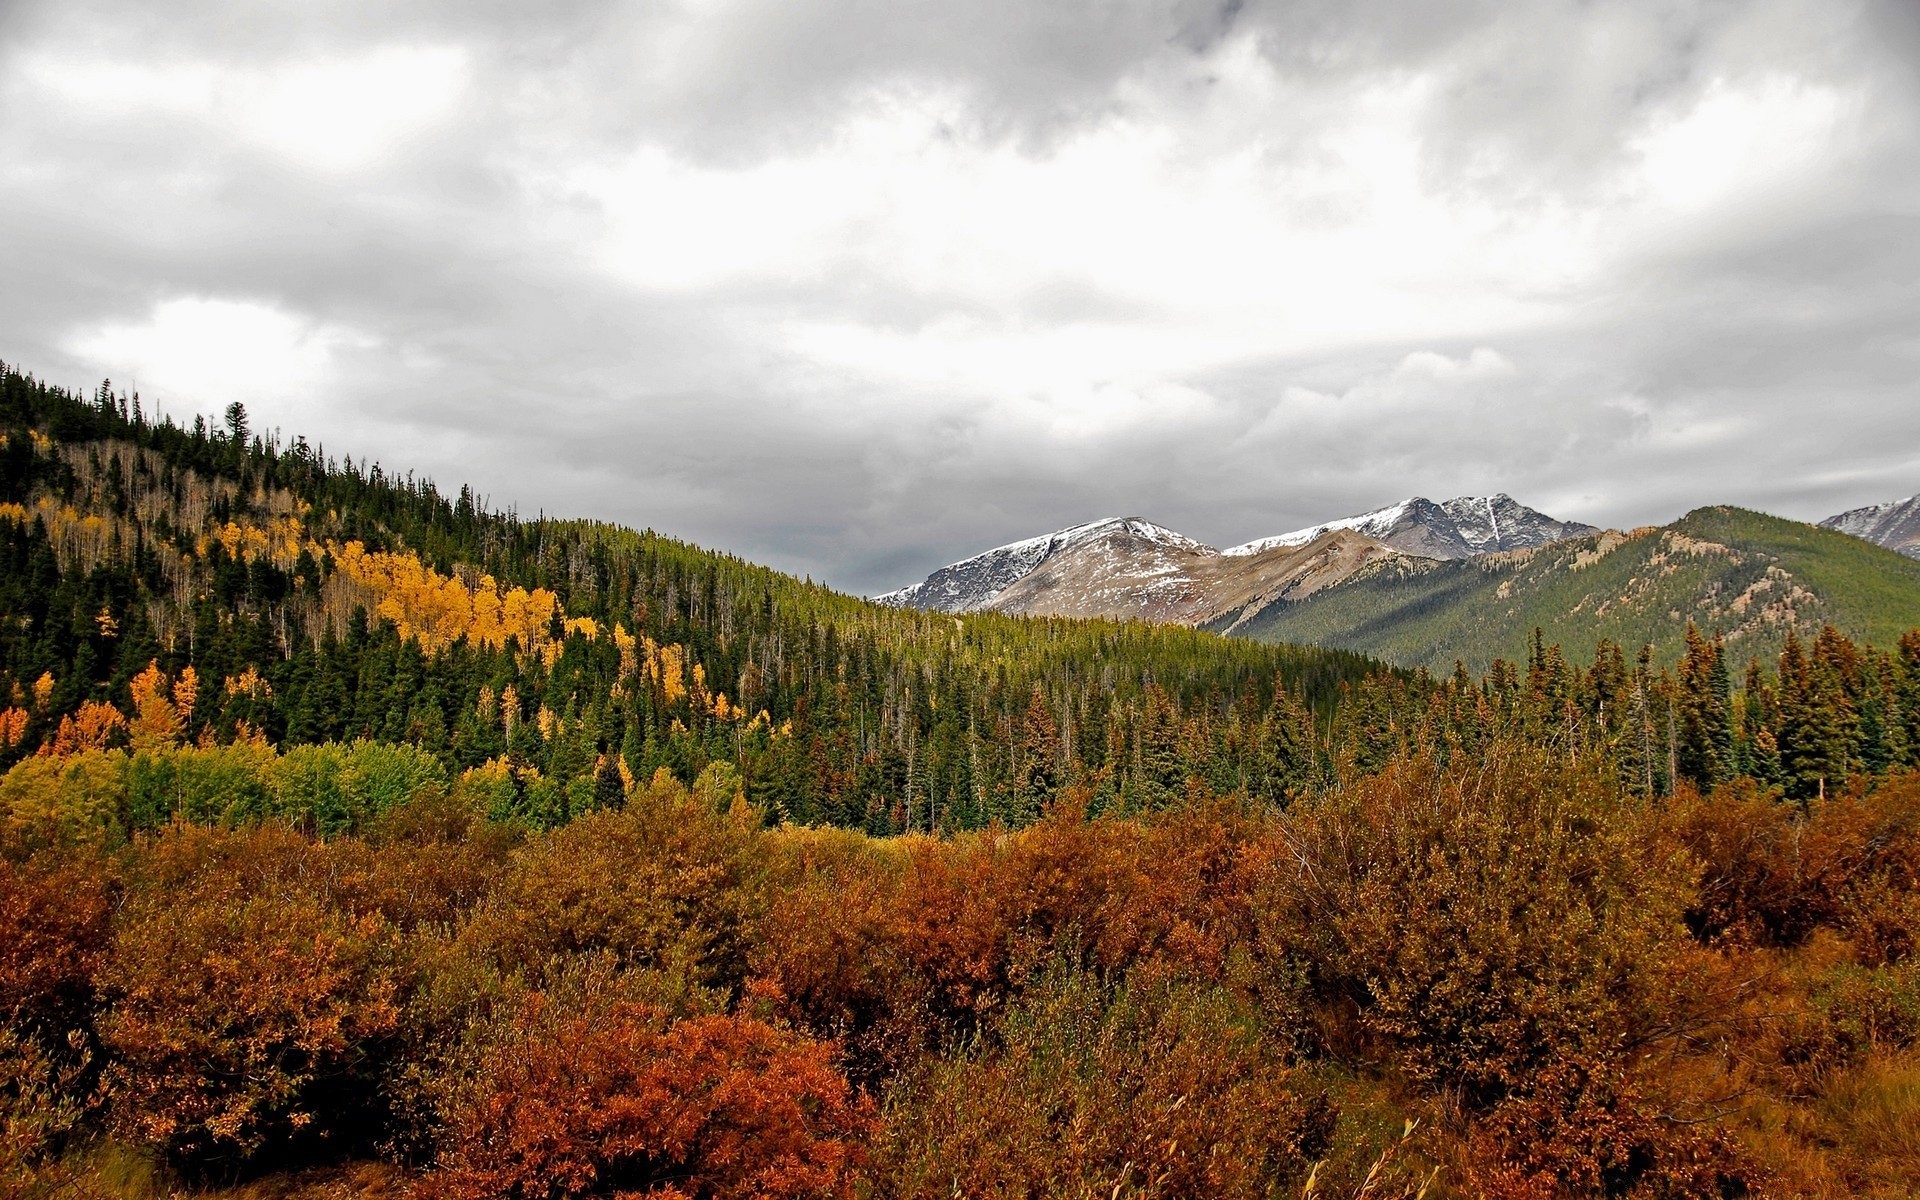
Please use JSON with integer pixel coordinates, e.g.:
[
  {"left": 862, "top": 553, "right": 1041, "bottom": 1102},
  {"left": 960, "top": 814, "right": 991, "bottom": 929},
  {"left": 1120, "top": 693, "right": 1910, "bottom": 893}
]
[
  {"left": 747, "top": 828, "right": 915, "bottom": 1079},
  {"left": 1672, "top": 774, "right": 1920, "bottom": 962},
  {"left": 98, "top": 824, "right": 404, "bottom": 1169},
  {"left": 423, "top": 984, "right": 872, "bottom": 1200},
  {"left": 1465, "top": 1057, "right": 1752, "bottom": 1200},
  {"left": 0, "top": 851, "right": 114, "bottom": 1169}
]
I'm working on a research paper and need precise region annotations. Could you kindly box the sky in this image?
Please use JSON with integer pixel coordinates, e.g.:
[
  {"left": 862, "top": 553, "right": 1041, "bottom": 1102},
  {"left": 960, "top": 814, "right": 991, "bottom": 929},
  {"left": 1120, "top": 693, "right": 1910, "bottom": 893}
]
[{"left": 3, "top": 0, "right": 1918, "bottom": 595}]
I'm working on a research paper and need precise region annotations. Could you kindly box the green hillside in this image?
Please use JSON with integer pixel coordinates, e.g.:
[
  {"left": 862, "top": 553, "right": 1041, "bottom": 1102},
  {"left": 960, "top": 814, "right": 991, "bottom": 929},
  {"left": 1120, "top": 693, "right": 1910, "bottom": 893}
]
[{"left": 1223, "top": 506, "right": 1920, "bottom": 671}]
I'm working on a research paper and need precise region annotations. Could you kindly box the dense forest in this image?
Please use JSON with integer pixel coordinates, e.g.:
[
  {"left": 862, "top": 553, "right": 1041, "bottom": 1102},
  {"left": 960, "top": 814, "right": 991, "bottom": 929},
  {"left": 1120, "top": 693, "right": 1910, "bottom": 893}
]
[
  {"left": 2, "top": 360, "right": 1919, "bottom": 1197},
  {"left": 4, "top": 363, "right": 1918, "bottom": 828}
]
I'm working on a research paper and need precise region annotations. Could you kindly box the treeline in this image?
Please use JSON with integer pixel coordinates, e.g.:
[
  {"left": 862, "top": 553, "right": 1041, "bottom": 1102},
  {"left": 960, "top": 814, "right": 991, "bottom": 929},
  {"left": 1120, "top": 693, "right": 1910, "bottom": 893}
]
[
  {"left": 1, "top": 362, "right": 1380, "bottom": 831},
  {"left": 6, "top": 362, "right": 1920, "bottom": 830},
  {"left": 3, "top": 748, "right": 1918, "bottom": 1197}
]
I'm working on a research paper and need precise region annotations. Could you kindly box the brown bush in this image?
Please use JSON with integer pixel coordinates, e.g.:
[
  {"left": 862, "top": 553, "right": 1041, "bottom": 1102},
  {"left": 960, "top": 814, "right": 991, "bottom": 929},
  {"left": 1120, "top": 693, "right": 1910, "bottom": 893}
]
[
  {"left": 1256, "top": 751, "right": 1702, "bottom": 1106},
  {"left": 98, "top": 824, "right": 404, "bottom": 1170},
  {"left": 0, "top": 851, "right": 114, "bottom": 1172},
  {"left": 423, "top": 975, "right": 872, "bottom": 1200},
  {"left": 457, "top": 771, "right": 762, "bottom": 996},
  {"left": 1465, "top": 1057, "right": 1754, "bottom": 1200},
  {"left": 1673, "top": 774, "right": 1920, "bottom": 959},
  {"left": 747, "top": 827, "right": 915, "bottom": 1078},
  {"left": 878, "top": 967, "right": 1331, "bottom": 1200}
]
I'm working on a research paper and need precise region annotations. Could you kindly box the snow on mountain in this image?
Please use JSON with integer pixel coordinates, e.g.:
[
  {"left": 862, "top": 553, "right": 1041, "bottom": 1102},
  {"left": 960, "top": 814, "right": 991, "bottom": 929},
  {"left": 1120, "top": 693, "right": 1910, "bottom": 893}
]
[
  {"left": 1226, "top": 494, "right": 1597, "bottom": 561},
  {"left": 875, "top": 495, "right": 1596, "bottom": 624},
  {"left": 874, "top": 517, "right": 1208, "bottom": 613},
  {"left": 1820, "top": 494, "right": 1920, "bottom": 559}
]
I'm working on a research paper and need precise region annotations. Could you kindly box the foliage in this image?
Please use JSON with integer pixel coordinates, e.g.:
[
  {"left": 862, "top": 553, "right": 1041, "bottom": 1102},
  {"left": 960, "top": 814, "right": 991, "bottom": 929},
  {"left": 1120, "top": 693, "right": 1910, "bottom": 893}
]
[
  {"left": 422, "top": 967, "right": 872, "bottom": 1200},
  {"left": 877, "top": 967, "right": 1332, "bottom": 1200}
]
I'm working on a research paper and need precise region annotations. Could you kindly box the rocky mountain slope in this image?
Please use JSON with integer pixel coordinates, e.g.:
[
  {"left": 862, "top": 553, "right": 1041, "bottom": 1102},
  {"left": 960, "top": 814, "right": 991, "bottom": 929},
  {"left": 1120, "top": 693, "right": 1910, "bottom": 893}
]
[
  {"left": 874, "top": 518, "right": 1206, "bottom": 613},
  {"left": 878, "top": 516, "right": 1400, "bottom": 626},
  {"left": 1822, "top": 494, "right": 1920, "bottom": 559},
  {"left": 1227, "top": 494, "right": 1598, "bottom": 560},
  {"left": 1225, "top": 507, "right": 1920, "bottom": 671},
  {"left": 989, "top": 525, "right": 1400, "bottom": 626},
  {"left": 878, "top": 494, "right": 1595, "bottom": 625}
]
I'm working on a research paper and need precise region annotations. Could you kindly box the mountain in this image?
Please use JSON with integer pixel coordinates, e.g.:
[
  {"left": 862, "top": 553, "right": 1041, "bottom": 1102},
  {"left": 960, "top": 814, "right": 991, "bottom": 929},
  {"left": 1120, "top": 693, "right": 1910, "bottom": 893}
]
[
  {"left": 1226, "top": 493, "right": 1599, "bottom": 560},
  {"left": 878, "top": 516, "right": 1401, "bottom": 625},
  {"left": 1821, "top": 494, "right": 1920, "bottom": 559},
  {"left": 874, "top": 517, "right": 1204, "bottom": 613},
  {"left": 879, "top": 494, "right": 1595, "bottom": 625},
  {"left": 987, "top": 524, "right": 1401, "bottom": 627},
  {"left": 1223, "top": 506, "right": 1920, "bottom": 671}
]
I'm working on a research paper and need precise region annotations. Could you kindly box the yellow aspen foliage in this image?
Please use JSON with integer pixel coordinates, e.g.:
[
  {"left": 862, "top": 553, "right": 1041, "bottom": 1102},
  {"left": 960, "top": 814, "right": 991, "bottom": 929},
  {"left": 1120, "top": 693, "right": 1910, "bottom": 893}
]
[
  {"left": 31, "top": 673, "right": 55, "bottom": 712},
  {"left": 536, "top": 706, "right": 558, "bottom": 741},
  {"left": 43, "top": 702, "right": 127, "bottom": 756},
  {"left": 328, "top": 541, "right": 563, "bottom": 652},
  {"left": 229, "top": 719, "right": 270, "bottom": 747},
  {"left": 643, "top": 639, "right": 688, "bottom": 706},
  {"left": 224, "top": 666, "right": 272, "bottom": 700},
  {"left": 613, "top": 624, "right": 638, "bottom": 676},
  {"left": 0, "top": 707, "right": 28, "bottom": 748},
  {"left": 129, "top": 661, "right": 184, "bottom": 749},
  {"left": 174, "top": 667, "right": 198, "bottom": 725},
  {"left": 500, "top": 686, "right": 519, "bottom": 739}
]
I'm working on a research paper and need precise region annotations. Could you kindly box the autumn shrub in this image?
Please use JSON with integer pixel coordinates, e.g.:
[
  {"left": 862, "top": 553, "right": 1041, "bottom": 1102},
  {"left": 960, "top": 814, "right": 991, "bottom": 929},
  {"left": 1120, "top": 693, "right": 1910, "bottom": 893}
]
[
  {"left": 877, "top": 966, "right": 1331, "bottom": 1200},
  {"left": 1087, "top": 791, "right": 1275, "bottom": 983},
  {"left": 748, "top": 827, "right": 915, "bottom": 1078},
  {"left": 1673, "top": 775, "right": 1920, "bottom": 957},
  {"left": 98, "top": 823, "right": 405, "bottom": 1171},
  {"left": 1258, "top": 750, "right": 1702, "bottom": 1104},
  {"left": 1463, "top": 1057, "right": 1753, "bottom": 1200},
  {"left": 420, "top": 966, "right": 873, "bottom": 1200},
  {"left": 0, "top": 851, "right": 114, "bottom": 1174},
  {"left": 456, "top": 768, "right": 763, "bottom": 996}
]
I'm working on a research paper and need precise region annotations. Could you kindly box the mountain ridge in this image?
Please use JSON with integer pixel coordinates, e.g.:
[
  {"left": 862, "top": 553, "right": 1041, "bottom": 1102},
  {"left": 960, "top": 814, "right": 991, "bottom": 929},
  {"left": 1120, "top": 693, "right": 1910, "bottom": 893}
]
[
  {"left": 878, "top": 494, "right": 1597, "bottom": 622},
  {"left": 1225, "top": 505, "right": 1920, "bottom": 671},
  {"left": 1822, "top": 493, "right": 1920, "bottom": 559}
]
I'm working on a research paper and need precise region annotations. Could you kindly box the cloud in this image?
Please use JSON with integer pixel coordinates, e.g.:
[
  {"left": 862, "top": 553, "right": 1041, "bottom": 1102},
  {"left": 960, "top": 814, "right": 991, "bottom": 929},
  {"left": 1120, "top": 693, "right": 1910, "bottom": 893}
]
[{"left": 1, "top": 0, "right": 1916, "bottom": 594}]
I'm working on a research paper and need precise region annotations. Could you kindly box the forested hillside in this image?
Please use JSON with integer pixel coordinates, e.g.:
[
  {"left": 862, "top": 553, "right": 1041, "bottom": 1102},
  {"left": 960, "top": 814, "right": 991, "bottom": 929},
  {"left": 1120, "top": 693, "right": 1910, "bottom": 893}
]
[
  {"left": 6, "top": 362, "right": 1920, "bottom": 835},
  {"left": 0, "top": 362, "right": 1384, "bottom": 832},
  {"left": 1226, "top": 506, "right": 1920, "bottom": 673}
]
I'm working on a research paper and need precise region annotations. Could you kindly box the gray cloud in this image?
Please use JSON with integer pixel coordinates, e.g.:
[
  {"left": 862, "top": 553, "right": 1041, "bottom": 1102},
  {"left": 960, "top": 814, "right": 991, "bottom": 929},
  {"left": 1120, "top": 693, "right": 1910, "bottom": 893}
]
[{"left": 2, "top": 0, "right": 1916, "bottom": 595}]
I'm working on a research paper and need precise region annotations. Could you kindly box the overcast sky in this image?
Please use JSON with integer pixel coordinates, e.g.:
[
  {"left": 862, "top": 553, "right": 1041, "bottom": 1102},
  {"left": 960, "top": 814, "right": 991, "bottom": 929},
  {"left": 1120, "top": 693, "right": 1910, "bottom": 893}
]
[{"left": 3, "top": 0, "right": 1918, "bottom": 593}]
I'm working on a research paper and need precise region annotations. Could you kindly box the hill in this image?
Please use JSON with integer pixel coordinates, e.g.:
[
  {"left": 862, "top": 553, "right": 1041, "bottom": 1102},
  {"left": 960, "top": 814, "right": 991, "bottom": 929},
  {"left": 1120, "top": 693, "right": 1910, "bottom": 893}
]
[
  {"left": 1224, "top": 506, "right": 1920, "bottom": 671},
  {"left": 0, "top": 362, "right": 1388, "bottom": 831}
]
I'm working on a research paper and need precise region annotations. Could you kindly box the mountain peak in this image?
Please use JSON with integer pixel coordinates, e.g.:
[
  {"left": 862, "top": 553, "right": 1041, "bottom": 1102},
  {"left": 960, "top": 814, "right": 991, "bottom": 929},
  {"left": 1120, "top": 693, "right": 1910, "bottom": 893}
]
[
  {"left": 1226, "top": 494, "right": 1594, "bottom": 561},
  {"left": 1820, "top": 493, "right": 1920, "bottom": 559},
  {"left": 874, "top": 516, "right": 1213, "bottom": 612}
]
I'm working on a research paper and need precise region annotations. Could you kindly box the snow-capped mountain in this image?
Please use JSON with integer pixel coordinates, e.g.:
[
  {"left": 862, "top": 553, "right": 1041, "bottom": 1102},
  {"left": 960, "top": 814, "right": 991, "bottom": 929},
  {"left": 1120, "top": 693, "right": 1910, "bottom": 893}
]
[
  {"left": 875, "top": 517, "right": 1208, "bottom": 613},
  {"left": 875, "top": 495, "right": 1597, "bottom": 626},
  {"left": 1226, "top": 494, "right": 1598, "bottom": 561},
  {"left": 1820, "top": 494, "right": 1920, "bottom": 559}
]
